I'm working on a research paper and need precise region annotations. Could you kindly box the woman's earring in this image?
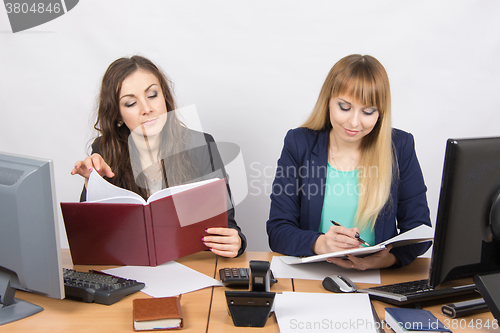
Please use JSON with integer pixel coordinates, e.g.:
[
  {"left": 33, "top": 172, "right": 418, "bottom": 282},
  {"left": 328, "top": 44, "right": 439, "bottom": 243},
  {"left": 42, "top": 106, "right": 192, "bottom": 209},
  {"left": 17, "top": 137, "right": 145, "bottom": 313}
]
[{"left": 117, "top": 120, "right": 123, "bottom": 127}]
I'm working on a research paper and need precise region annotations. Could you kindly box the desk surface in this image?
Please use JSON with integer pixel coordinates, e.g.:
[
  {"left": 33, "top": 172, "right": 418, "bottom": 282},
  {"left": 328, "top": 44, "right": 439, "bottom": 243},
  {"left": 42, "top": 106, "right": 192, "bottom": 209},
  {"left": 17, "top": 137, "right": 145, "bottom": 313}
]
[{"left": 4, "top": 251, "right": 498, "bottom": 332}]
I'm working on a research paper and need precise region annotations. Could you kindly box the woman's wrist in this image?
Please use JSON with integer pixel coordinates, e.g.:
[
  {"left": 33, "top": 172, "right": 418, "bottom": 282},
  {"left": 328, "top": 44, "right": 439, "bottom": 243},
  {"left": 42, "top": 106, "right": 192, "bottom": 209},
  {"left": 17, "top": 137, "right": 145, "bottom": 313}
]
[{"left": 312, "top": 234, "right": 326, "bottom": 255}]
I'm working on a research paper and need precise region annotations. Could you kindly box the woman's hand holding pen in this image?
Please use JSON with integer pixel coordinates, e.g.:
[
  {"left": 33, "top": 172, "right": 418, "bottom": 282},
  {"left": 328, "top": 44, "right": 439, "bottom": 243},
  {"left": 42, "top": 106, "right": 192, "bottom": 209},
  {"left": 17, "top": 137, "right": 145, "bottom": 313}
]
[
  {"left": 71, "top": 153, "right": 115, "bottom": 186},
  {"left": 314, "top": 220, "right": 399, "bottom": 269},
  {"left": 313, "top": 224, "right": 363, "bottom": 255}
]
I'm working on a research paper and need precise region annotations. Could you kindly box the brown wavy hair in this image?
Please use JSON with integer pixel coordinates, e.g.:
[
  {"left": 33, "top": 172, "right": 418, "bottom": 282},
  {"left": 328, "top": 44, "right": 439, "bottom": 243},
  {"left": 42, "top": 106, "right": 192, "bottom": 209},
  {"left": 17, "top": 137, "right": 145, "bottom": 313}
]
[{"left": 92, "top": 55, "right": 196, "bottom": 199}]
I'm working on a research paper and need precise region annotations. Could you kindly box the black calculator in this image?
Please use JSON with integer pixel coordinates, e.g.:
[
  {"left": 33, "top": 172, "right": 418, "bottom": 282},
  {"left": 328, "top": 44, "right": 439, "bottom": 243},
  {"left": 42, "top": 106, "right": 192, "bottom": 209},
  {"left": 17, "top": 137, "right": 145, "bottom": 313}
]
[{"left": 219, "top": 267, "right": 278, "bottom": 287}]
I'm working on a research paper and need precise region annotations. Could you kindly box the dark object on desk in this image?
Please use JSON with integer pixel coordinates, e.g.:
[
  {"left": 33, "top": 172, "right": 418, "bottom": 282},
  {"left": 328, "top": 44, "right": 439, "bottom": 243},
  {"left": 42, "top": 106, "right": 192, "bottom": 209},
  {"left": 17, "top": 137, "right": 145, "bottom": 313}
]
[
  {"left": 489, "top": 191, "right": 500, "bottom": 242},
  {"left": 385, "top": 307, "right": 451, "bottom": 333},
  {"left": 428, "top": 137, "right": 500, "bottom": 288},
  {"left": 219, "top": 267, "right": 277, "bottom": 287},
  {"left": 63, "top": 268, "right": 145, "bottom": 305},
  {"left": 441, "top": 298, "right": 489, "bottom": 318},
  {"left": 370, "top": 302, "right": 384, "bottom": 333},
  {"left": 225, "top": 291, "right": 275, "bottom": 327},
  {"left": 358, "top": 279, "right": 476, "bottom": 305},
  {"left": 225, "top": 260, "right": 275, "bottom": 327},
  {"left": 361, "top": 137, "right": 500, "bottom": 307},
  {"left": 474, "top": 272, "right": 500, "bottom": 321},
  {"left": 133, "top": 296, "right": 183, "bottom": 331},
  {"left": 322, "top": 275, "right": 357, "bottom": 293}
]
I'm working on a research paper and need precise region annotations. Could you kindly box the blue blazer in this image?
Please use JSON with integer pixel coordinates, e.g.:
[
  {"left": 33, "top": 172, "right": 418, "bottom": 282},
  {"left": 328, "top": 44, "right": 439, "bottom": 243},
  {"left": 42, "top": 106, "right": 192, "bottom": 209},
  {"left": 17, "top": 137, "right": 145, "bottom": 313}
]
[{"left": 266, "top": 127, "right": 432, "bottom": 267}]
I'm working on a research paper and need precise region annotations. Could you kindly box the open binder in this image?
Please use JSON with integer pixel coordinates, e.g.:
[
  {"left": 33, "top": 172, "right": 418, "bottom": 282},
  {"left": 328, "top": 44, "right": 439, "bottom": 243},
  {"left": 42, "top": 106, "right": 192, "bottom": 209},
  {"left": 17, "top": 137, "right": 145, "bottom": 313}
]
[
  {"left": 61, "top": 173, "right": 228, "bottom": 266},
  {"left": 280, "top": 224, "right": 434, "bottom": 265}
]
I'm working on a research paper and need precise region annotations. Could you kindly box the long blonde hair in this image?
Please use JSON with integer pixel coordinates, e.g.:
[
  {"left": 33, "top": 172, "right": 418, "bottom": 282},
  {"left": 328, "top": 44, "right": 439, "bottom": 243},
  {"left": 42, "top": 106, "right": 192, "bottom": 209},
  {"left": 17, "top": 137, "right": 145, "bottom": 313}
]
[{"left": 302, "top": 54, "right": 394, "bottom": 231}]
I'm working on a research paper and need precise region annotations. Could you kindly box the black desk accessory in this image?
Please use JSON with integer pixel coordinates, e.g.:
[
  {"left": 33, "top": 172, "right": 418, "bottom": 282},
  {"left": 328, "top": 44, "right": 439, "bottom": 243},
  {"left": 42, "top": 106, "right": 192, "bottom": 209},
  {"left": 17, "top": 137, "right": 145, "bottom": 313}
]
[
  {"left": 358, "top": 279, "right": 476, "bottom": 305},
  {"left": 219, "top": 267, "right": 277, "bottom": 287},
  {"left": 225, "top": 260, "right": 275, "bottom": 327},
  {"left": 474, "top": 272, "right": 500, "bottom": 321},
  {"left": 370, "top": 301, "right": 384, "bottom": 333},
  {"left": 441, "top": 298, "right": 489, "bottom": 318}
]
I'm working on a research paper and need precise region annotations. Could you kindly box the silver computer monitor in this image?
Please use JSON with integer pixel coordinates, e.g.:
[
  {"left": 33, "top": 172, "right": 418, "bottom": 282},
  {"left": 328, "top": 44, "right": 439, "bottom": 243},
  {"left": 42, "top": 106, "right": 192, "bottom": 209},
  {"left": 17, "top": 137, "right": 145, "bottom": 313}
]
[{"left": 0, "top": 152, "right": 64, "bottom": 325}]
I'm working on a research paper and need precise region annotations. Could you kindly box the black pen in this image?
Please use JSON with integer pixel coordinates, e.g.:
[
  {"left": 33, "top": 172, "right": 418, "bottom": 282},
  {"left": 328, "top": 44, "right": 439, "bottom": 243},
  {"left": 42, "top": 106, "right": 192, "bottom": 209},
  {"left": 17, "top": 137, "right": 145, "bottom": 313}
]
[{"left": 330, "top": 220, "right": 370, "bottom": 247}]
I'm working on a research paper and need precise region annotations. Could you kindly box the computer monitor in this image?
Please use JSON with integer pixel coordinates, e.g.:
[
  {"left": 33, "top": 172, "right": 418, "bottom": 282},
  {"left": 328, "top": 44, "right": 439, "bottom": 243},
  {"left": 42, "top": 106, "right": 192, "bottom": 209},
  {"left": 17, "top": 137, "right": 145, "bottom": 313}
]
[
  {"left": 429, "top": 137, "right": 500, "bottom": 288},
  {"left": 0, "top": 152, "right": 64, "bottom": 325}
]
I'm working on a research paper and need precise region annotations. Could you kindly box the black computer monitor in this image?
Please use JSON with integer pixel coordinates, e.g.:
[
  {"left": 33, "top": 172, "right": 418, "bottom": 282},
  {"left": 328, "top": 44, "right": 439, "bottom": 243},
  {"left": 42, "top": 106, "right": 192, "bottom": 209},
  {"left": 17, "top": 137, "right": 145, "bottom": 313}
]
[
  {"left": 0, "top": 152, "right": 64, "bottom": 325},
  {"left": 429, "top": 137, "right": 500, "bottom": 288}
]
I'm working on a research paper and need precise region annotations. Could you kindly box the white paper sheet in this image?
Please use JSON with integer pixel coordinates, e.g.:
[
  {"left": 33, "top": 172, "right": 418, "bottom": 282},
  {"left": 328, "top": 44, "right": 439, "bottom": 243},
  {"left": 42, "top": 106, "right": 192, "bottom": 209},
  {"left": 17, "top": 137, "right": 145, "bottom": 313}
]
[
  {"left": 271, "top": 256, "right": 381, "bottom": 284},
  {"left": 281, "top": 224, "right": 434, "bottom": 265},
  {"left": 86, "top": 170, "right": 217, "bottom": 204},
  {"left": 102, "top": 261, "right": 223, "bottom": 297},
  {"left": 87, "top": 170, "right": 144, "bottom": 203},
  {"left": 274, "top": 292, "right": 377, "bottom": 333}
]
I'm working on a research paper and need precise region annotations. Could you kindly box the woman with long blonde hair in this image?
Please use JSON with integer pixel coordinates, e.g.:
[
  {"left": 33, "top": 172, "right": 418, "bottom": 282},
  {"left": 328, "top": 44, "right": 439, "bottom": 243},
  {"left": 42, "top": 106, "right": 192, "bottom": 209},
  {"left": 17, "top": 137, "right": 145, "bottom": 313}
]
[{"left": 266, "top": 54, "right": 431, "bottom": 269}]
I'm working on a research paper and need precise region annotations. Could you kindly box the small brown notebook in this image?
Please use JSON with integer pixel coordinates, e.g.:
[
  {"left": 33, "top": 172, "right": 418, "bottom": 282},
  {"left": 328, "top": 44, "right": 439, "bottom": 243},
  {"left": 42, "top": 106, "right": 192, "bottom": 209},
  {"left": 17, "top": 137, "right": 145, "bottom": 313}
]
[{"left": 133, "top": 296, "right": 183, "bottom": 331}]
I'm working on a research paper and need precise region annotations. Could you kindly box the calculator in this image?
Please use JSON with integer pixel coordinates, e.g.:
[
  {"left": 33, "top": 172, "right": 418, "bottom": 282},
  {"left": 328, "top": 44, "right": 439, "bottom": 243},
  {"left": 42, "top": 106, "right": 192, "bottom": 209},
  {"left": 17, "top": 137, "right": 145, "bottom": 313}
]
[{"left": 219, "top": 267, "right": 278, "bottom": 287}]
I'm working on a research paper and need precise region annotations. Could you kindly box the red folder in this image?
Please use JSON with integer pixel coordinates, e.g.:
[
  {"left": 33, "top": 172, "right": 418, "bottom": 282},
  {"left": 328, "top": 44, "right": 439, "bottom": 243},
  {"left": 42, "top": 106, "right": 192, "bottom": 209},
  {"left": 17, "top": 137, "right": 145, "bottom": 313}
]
[{"left": 61, "top": 178, "right": 227, "bottom": 266}]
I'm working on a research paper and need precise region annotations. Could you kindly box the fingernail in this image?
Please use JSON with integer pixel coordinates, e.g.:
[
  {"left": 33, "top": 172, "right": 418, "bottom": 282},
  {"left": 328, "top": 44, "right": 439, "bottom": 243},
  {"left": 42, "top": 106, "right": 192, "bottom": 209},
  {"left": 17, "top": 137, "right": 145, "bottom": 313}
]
[
  {"left": 202, "top": 237, "right": 205, "bottom": 242},
  {"left": 88, "top": 168, "right": 93, "bottom": 172},
  {"left": 96, "top": 168, "right": 100, "bottom": 172}
]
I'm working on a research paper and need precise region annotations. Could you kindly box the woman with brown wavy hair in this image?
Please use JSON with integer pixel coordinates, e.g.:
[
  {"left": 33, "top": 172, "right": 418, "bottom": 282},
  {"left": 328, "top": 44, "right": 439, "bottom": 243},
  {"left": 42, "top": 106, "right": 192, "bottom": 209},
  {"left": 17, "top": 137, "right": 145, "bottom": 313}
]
[
  {"left": 267, "top": 54, "right": 431, "bottom": 269},
  {"left": 71, "top": 55, "right": 246, "bottom": 257}
]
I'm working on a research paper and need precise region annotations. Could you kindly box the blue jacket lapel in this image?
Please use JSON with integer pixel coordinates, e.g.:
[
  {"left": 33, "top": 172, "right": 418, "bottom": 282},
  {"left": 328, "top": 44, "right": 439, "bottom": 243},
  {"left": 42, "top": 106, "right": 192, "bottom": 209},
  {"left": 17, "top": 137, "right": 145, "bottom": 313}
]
[{"left": 308, "top": 131, "right": 329, "bottom": 232}]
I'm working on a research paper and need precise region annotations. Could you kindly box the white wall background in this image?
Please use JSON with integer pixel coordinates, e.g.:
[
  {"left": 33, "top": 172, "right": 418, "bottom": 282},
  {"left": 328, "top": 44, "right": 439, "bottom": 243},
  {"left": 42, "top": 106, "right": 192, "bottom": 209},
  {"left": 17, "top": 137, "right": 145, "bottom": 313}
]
[{"left": 1, "top": 1, "right": 500, "bottom": 254}]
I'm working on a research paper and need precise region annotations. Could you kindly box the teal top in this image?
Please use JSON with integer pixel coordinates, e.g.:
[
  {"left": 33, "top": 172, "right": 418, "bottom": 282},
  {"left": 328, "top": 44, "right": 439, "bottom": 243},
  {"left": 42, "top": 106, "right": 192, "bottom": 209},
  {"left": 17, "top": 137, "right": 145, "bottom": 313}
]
[{"left": 319, "top": 163, "right": 375, "bottom": 246}]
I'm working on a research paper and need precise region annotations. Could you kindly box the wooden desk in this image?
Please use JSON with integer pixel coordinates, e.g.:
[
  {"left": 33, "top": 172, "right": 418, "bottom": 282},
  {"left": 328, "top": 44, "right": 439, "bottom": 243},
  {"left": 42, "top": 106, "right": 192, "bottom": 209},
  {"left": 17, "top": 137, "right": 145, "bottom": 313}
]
[
  {"left": 293, "top": 258, "right": 499, "bottom": 333},
  {"left": 4, "top": 252, "right": 499, "bottom": 332},
  {"left": 5, "top": 250, "right": 217, "bottom": 333}
]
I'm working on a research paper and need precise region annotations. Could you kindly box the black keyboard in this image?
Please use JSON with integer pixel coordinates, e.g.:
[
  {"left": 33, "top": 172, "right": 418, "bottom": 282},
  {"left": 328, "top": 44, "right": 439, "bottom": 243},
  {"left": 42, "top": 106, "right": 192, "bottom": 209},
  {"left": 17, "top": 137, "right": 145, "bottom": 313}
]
[
  {"left": 358, "top": 279, "right": 477, "bottom": 305},
  {"left": 63, "top": 268, "right": 145, "bottom": 305}
]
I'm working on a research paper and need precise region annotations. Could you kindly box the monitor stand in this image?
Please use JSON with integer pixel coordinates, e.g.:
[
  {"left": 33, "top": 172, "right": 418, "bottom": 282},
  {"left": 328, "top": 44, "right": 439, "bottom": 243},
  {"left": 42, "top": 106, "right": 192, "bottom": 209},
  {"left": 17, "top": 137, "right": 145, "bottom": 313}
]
[
  {"left": 0, "top": 272, "right": 43, "bottom": 326},
  {"left": 474, "top": 272, "right": 500, "bottom": 321}
]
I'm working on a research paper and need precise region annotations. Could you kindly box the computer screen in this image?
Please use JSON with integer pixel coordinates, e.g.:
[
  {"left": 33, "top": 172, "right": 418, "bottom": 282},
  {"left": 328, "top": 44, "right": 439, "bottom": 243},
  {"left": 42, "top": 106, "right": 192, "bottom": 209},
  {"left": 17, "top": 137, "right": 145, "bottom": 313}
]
[
  {"left": 0, "top": 152, "right": 64, "bottom": 325},
  {"left": 429, "top": 137, "right": 500, "bottom": 288}
]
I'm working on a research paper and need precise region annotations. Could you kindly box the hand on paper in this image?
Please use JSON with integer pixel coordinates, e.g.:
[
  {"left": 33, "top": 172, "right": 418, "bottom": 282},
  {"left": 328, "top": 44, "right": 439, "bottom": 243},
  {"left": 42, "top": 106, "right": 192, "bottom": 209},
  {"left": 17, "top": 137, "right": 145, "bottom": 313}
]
[
  {"left": 313, "top": 224, "right": 363, "bottom": 255},
  {"left": 327, "top": 245, "right": 398, "bottom": 270},
  {"left": 203, "top": 227, "right": 241, "bottom": 258},
  {"left": 71, "top": 153, "right": 115, "bottom": 184}
]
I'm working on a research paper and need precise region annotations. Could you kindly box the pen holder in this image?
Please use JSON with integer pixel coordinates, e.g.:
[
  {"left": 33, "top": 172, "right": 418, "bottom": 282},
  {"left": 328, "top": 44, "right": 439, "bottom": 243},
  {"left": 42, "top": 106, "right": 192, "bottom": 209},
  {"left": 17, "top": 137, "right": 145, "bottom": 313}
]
[{"left": 225, "top": 260, "right": 275, "bottom": 327}]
